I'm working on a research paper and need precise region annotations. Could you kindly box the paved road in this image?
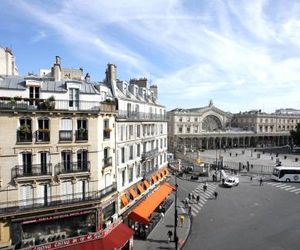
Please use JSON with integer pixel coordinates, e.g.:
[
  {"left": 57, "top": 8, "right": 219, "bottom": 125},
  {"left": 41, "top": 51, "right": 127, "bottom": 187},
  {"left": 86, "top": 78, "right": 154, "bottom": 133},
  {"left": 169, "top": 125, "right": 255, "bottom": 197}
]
[{"left": 183, "top": 176, "right": 300, "bottom": 250}]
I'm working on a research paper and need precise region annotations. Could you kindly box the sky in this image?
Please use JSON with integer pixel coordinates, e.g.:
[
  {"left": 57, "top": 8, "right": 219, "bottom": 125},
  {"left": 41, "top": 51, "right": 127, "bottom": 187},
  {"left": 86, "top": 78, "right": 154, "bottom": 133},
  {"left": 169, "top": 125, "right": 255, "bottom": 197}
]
[{"left": 1, "top": 0, "right": 300, "bottom": 113}]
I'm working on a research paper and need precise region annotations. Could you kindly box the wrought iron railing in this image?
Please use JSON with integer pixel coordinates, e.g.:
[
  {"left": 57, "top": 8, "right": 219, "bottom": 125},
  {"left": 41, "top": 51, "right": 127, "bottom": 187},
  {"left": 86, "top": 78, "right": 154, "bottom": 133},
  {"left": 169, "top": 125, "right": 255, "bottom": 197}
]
[
  {"left": 16, "top": 130, "right": 32, "bottom": 143},
  {"left": 103, "top": 157, "right": 112, "bottom": 168},
  {"left": 12, "top": 164, "right": 52, "bottom": 178},
  {"left": 117, "top": 110, "right": 167, "bottom": 120},
  {"left": 0, "top": 182, "right": 117, "bottom": 215},
  {"left": 59, "top": 130, "right": 73, "bottom": 141},
  {"left": 75, "top": 129, "right": 88, "bottom": 141},
  {"left": 55, "top": 161, "right": 91, "bottom": 174},
  {"left": 36, "top": 130, "right": 50, "bottom": 142},
  {"left": 141, "top": 148, "right": 159, "bottom": 160}
]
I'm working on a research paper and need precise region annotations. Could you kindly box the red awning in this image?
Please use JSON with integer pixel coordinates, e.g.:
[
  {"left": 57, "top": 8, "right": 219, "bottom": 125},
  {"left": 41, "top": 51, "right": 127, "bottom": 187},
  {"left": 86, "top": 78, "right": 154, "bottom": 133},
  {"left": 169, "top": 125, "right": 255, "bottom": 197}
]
[{"left": 66, "top": 223, "right": 134, "bottom": 250}]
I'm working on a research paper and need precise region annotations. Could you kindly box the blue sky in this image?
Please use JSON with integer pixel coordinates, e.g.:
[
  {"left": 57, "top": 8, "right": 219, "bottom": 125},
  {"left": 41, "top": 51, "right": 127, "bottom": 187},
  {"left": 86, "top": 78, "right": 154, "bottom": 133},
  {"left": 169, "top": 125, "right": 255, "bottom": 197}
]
[{"left": 1, "top": 0, "right": 300, "bottom": 112}]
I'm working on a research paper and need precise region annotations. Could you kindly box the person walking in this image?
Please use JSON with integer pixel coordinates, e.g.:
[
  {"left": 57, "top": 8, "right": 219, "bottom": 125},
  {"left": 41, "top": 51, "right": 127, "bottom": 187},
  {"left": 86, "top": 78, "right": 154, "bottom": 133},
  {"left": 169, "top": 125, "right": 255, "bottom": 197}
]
[
  {"left": 259, "top": 177, "right": 263, "bottom": 186},
  {"left": 214, "top": 191, "right": 218, "bottom": 200},
  {"left": 250, "top": 176, "right": 253, "bottom": 181},
  {"left": 188, "top": 193, "right": 192, "bottom": 200},
  {"left": 180, "top": 214, "right": 185, "bottom": 227},
  {"left": 167, "top": 230, "right": 173, "bottom": 243},
  {"left": 196, "top": 194, "right": 200, "bottom": 203},
  {"left": 203, "top": 183, "right": 207, "bottom": 192}
]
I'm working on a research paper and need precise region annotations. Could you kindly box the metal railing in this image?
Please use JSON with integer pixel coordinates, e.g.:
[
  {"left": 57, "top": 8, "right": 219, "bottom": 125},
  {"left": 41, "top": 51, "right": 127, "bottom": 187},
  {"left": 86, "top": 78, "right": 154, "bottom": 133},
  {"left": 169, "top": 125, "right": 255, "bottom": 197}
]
[
  {"left": 12, "top": 164, "right": 52, "bottom": 178},
  {"left": 59, "top": 130, "right": 73, "bottom": 141},
  {"left": 16, "top": 131, "right": 32, "bottom": 142},
  {"left": 103, "top": 157, "right": 112, "bottom": 168},
  {"left": 118, "top": 110, "right": 167, "bottom": 120},
  {"left": 141, "top": 148, "right": 159, "bottom": 160},
  {"left": 36, "top": 130, "right": 50, "bottom": 142},
  {"left": 75, "top": 129, "right": 88, "bottom": 141},
  {"left": 103, "top": 130, "right": 111, "bottom": 140},
  {"left": 55, "top": 161, "right": 91, "bottom": 174},
  {"left": 0, "top": 98, "right": 116, "bottom": 112},
  {"left": 0, "top": 182, "right": 117, "bottom": 215}
]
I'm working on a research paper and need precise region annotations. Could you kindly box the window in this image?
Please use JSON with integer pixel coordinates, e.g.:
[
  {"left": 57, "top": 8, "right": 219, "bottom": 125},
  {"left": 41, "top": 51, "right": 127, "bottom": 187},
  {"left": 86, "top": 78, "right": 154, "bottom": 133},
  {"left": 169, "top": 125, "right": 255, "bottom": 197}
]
[
  {"left": 29, "top": 86, "right": 40, "bottom": 106},
  {"left": 129, "top": 145, "right": 133, "bottom": 160},
  {"left": 18, "top": 117, "right": 32, "bottom": 142},
  {"left": 194, "top": 126, "right": 198, "bottom": 133},
  {"left": 76, "top": 119, "right": 88, "bottom": 140},
  {"left": 37, "top": 183, "right": 50, "bottom": 206},
  {"left": 160, "top": 124, "right": 163, "bottom": 134},
  {"left": 77, "top": 150, "right": 88, "bottom": 171},
  {"left": 160, "top": 139, "right": 163, "bottom": 149},
  {"left": 194, "top": 117, "right": 198, "bottom": 122},
  {"left": 187, "top": 126, "right": 190, "bottom": 133},
  {"left": 39, "top": 151, "right": 49, "bottom": 174},
  {"left": 120, "top": 125, "right": 124, "bottom": 141},
  {"left": 137, "top": 125, "right": 140, "bottom": 137},
  {"left": 179, "top": 117, "right": 182, "bottom": 122},
  {"left": 137, "top": 144, "right": 140, "bottom": 157},
  {"left": 19, "top": 185, "right": 33, "bottom": 207},
  {"left": 60, "top": 118, "right": 73, "bottom": 141},
  {"left": 22, "top": 152, "right": 32, "bottom": 175},
  {"left": 136, "top": 164, "right": 140, "bottom": 177},
  {"left": 129, "top": 125, "right": 133, "bottom": 139},
  {"left": 37, "top": 118, "right": 50, "bottom": 142},
  {"left": 104, "top": 119, "right": 110, "bottom": 139},
  {"left": 178, "top": 126, "right": 182, "bottom": 133},
  {"left": 164, "top": 138, "right": 167, "bottom": 147},
  {"left": 121, "top": 147, "right": 125, "bottom": 163},
  {"left": 61, "top": 150, "right": 72, "bottom": 173},
  {"left": 128, "top": 167, "right": 133, "bottom": 183},
  {"left": 122, "top": 169, "right": 126, "bottom": 187},
  {"left": 69, "top": 88, "right": 79, "bottom": 109}
]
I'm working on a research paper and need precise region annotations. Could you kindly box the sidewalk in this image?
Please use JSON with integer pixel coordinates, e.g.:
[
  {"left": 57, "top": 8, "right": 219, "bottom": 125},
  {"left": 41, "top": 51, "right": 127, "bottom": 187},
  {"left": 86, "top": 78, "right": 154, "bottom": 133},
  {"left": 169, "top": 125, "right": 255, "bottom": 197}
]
[{"left": 134, "top": 194, "right": 191, "bottom": 250}]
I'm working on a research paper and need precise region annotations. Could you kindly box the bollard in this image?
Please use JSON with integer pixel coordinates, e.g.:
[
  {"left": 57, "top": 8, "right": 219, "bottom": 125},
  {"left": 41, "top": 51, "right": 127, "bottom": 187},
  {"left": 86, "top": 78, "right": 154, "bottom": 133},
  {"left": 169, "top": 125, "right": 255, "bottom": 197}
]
[
  {"left": 284, "top": 156, "right": 287, "bottom": 159},
  {"left": 296, "top": 158, "right": 298, "bottom": 162}
]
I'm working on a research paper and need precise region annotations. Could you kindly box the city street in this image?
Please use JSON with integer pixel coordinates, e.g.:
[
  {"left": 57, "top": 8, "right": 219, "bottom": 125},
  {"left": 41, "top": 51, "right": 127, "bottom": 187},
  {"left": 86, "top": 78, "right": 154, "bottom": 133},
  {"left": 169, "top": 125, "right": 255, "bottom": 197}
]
[{"left": 183, "top": 175, "right": 300, "bottom": 250}]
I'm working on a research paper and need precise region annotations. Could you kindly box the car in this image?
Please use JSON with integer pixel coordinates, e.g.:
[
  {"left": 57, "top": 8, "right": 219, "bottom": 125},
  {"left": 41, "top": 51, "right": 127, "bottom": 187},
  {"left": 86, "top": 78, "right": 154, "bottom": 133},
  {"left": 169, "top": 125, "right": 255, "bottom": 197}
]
[{"left": 223, "top": 176, "right": 239, "bottom": 187}]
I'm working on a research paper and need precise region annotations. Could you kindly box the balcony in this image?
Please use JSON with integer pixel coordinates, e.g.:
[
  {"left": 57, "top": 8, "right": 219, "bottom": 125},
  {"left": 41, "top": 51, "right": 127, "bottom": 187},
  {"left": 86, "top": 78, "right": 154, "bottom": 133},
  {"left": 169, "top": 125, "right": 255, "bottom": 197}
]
[
  {"left": 12, "top": 164, "right": 52, "bottom": 178},
  {"left": 16, "top": 130, "right": 32, "bottom": 143},
  {"left": 103, "top": 157, "right": 112, "bottom": 169},
  {"left": 117, "top": 110, "right": 167, "bottom": 121},
  {"left": 0, "top": 97, "right": 116, "bottom": 112},
  {"left": 103, "top": 128, "right": 111, "bottom": 140},
  {"left": 36, "top": 130, "right": 50, "bottom": 142},
  {"left": 59, "top": 130, "right": 73, "bottom": 142},
  {"left": 141, "top": 148, "right": 159, "bottom": 161},
  {"left": 55, "top": 161, "right": 90, "bottom": 175},
  {"left": 0, "top": 182, "right": 117, "bottom": 215},
  {"left": 75, "top": 129, "right": 88, "bottom": 141}
]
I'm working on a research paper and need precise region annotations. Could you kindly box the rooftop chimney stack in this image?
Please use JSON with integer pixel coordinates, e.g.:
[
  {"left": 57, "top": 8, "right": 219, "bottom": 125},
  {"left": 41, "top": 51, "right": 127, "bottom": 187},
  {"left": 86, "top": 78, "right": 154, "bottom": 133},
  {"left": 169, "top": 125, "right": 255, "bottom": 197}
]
[
  {"left": 85, "top": 73, "right": 91, "bottom": 82},
  {"left": 149, "top": 85, "right": 158, "bottom": 101},
  {"left": 53, "top": 56, "right": 61, "bottom": 81},
  {"left": 106, "top": 64, "right": 117, "bottom": 84}
]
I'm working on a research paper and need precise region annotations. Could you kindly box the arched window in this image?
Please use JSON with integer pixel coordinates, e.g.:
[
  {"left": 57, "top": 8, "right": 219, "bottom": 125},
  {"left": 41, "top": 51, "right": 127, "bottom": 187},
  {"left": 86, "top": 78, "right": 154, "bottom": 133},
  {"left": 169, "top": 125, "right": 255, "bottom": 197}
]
[{"left": 202, "top": 115, "right": 222, "bottom": 131}]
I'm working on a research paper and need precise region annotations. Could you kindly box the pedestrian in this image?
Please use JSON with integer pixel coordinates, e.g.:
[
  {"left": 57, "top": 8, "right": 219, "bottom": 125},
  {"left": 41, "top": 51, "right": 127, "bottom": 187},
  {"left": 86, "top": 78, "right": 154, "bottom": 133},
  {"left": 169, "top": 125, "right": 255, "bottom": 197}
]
[
  {"left": 250, "top": 176, "right": 253, "bottom": 181},
  {"left": 196, "top": 194, "right": 200, "bottom": 203},
  {"left": 180, "top": 214, "right": 185, "bottom": 227},
  {"left": 203, "top": 183, "right": 207, "bottom": 192},
  {"left": 188, "top": 193, "right": 192, "bottom": 200},
  {"left": 188, "top": 204, "right": 192, "bottom": 216},
  {"left": 259, "top": 177, "right": 263, "bottom": 186},
  {"left": 214, "top": 191, "right": 218, "bottom": 200},
  {"left": 192, "top": 193, "right": 196, "bottom": 200},
  {"left": 167, "top": 230, "right": 173, "bottom": 243},
  {"left": 161, "top": 212, "right": 165, "bottom": 223}
]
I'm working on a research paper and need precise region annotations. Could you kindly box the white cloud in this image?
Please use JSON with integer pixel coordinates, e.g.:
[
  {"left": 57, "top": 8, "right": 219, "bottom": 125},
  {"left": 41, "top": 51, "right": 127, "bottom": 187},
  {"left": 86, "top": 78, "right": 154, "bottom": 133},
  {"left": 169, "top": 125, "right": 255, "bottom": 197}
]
[
  {"left": 30, "top": 30, "right": 47, "bottom": 43},
  {"left": 9, "top": 0, "right": 300, "bottom": 112}
]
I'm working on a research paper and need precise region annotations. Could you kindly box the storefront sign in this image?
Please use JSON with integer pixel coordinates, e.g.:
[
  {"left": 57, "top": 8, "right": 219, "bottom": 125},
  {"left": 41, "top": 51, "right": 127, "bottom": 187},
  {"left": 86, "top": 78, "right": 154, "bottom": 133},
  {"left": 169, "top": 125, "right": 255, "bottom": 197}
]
[
  {"left": 22, "top": 210, "right": 94, "bottom": 224},
  {"left": 100, "top": 219, "right": 121, "bottom": 238},
  {"left": 30, "top": 232, "right": 100, "bottom": 250}
]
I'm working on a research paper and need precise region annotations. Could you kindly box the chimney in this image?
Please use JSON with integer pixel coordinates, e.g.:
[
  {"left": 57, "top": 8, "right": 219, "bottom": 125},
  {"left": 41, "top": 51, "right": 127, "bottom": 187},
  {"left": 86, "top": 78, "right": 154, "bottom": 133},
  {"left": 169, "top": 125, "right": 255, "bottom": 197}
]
[
  {"left": 150, "top": 85, "right": 158, "bottom": 100},
  {"left": 85, "top": 73, "right": 91, "bottom": 82},
  {"left": 53, "top": 56, "right": 61, "bottom": 81},
  {"left": 107, "top": 64, "right": 117, "bottom": 83}
]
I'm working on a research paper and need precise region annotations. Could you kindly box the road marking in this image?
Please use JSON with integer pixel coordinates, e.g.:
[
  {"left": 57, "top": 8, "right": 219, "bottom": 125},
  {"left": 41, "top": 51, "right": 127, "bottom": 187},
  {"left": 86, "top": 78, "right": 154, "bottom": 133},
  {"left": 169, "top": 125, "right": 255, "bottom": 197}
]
[
  {"left": 284, "top": 187, "right": 295, "bottom": 191},
  {"left": 192, "top": 206, "right": 200, "bottom": 213},
  {"left": 295, "top": 190, "right": 300, "bottom": 194},
  {"left": 192, "top": 211, "right": 197, "bottom": 217},
  {"left": 193, "top": 203, "right": 202, "bottom": 209},
  {"left": 290, "top": 188, "right": 300, "bottom": 193},
  {"left": 279, "top": 185, "right": 291, "bottom": 189}
]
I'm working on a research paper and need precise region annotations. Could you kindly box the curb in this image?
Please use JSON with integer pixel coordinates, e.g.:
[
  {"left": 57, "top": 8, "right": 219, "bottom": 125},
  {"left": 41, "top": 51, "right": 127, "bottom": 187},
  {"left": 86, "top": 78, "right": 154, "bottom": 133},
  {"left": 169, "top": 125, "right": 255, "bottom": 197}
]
[{"left": 179, "top": 214, "right": 193, "bottom": 249}]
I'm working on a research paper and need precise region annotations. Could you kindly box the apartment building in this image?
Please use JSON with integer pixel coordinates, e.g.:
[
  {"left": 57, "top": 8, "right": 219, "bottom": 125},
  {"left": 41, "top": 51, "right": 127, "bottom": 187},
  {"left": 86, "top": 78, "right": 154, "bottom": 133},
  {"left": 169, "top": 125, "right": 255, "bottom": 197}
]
[
  {"left": 0, "top": 46, "right": 18, "bottom": 76},
  {"left": 104, "top": 65, "right": 170, "bottom": 231},
  {"left": 0, "top": 57, "right": 133, "bottom": 249}
]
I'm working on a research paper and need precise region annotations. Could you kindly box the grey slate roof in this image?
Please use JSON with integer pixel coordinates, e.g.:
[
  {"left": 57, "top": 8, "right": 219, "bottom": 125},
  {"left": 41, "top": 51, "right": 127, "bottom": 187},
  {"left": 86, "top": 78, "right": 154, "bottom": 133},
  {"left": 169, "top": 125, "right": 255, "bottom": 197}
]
[{"left": 0, "top": 76, "right": 26, "bottom": 90}]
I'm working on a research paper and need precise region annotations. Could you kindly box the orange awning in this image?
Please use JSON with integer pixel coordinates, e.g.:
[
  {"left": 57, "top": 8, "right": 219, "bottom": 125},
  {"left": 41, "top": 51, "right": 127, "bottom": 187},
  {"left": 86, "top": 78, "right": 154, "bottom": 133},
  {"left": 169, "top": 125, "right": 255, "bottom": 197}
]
[
  {"left": 159, "top": 171, "right": 164, "bottom": 178},
  {"left": 143, "top": 180, "right": 150, "bottom": 189},
  {"left": 164, "top": 168, "right": 169, "bottom": 175},
  {"left": 129, "top": 188, "right": 138, "bottom": 200},
  {"left": 156, "top": 174, "right": 161, "bottom": 180},
  {"left": 120, "top": 194, "right": 129, "bottom": 207},
  {"left": 151, "top": 175, "right": 157, "bottom": 184},
  {"left": 128, "top": 182, "right": 175, "bottom": 224},
  {"left": 137, "top": 183, "right": 144, "bottom": 194}
]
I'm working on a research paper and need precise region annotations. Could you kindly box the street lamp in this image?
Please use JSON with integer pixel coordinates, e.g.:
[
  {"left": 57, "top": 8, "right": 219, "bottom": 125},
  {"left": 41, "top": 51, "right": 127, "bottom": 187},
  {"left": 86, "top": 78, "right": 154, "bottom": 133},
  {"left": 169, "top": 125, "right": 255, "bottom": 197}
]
[{"left": 174, "top": 172, "right": 178, "bottom": 250}]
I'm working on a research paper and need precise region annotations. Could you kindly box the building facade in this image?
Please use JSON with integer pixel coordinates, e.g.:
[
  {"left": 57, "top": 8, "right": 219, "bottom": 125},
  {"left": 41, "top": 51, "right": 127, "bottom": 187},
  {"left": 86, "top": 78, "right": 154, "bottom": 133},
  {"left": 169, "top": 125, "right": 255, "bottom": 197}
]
[
  {"left": 0, "top": 46, "right": 18, "bottom": 76},
  {"left": 0, "top": 57, "right": 122, "bottom": 249},
  {"left": 168, "top": 101, "right": 296, "bottom": 153},
  {"left": 104, "top": 65, "right": 169, "bottom": 218}
]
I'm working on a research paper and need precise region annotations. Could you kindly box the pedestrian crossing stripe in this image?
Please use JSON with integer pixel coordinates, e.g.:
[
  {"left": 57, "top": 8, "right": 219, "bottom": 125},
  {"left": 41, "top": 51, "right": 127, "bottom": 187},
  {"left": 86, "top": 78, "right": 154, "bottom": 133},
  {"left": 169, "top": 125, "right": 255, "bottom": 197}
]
[
  {"left": 266, "top": 182, "right": 300, "bottom": 195},
  {"left": 284, "top": 187, "right": 295, "bottom": 191},
  {"left": 191, "top": 206, "right": 200, "bottom": 213},
  {"left": 193, "top": 203, "right": 203, "bottom": 209},
  {"left": 279, "top": 185, "right": 291, "bottom": 189},
  {"left": 192, "top": 211, "right": 197, "bottom": 217},
  {"left": 290, "top": 188, "right": 300, "bottom": 192}
]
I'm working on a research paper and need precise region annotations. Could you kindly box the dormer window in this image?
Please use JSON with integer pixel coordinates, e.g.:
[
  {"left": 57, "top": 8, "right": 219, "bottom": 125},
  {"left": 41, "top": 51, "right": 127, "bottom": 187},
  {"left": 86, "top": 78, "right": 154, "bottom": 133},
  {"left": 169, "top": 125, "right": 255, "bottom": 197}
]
[{"left": 29, "top": 86, "right": 40, "bottom": 105}]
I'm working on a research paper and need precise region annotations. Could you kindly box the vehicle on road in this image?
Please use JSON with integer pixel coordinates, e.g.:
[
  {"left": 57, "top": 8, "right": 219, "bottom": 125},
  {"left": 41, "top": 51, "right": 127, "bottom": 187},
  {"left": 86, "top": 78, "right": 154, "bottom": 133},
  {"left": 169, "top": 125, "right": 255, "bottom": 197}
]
[
  {"left": 223, "top": 176, "right": 239, "bottom": 187},
  {"left": 271, "top": 166, "right": 300, "bottom": 182}
]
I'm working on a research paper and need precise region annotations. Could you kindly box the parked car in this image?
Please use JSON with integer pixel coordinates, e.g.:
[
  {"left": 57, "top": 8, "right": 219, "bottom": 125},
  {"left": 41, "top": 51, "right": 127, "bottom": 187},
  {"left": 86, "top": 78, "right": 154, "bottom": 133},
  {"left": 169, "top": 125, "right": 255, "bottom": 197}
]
[
  {"left": 223, "top": 176, "right": 239, "bottom": 187},
  {"left": 191, "top": 175, "right": 199, "bottom": 180}
]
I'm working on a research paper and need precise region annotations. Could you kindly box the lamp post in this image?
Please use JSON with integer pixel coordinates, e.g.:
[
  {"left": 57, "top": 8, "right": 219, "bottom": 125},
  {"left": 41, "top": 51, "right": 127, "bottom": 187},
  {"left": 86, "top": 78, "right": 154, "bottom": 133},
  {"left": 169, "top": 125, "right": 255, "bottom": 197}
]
[{"left": 174, "top": 172, "right": 178, "bottom": 250}]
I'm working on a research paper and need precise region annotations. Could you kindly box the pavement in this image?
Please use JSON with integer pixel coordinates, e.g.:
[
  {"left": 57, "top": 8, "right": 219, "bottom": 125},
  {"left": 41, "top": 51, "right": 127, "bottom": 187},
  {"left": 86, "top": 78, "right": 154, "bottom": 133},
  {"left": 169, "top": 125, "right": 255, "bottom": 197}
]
[{"left": 134, "top": 192, "right": 192, "bottom": 250}]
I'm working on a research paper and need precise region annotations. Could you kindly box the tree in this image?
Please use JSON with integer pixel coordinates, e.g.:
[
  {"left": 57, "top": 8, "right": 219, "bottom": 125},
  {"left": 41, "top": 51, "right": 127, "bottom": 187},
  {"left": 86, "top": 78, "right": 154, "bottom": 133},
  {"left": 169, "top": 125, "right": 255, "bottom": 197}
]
[{"left": 290, "top": 123, "right": 300, "bottom": 146}]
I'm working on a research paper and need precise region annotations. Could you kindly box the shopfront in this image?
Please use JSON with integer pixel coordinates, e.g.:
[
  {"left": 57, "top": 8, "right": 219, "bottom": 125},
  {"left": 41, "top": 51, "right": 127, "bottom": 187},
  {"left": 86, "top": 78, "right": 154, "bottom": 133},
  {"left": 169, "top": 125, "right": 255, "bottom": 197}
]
[
  {"left": 127, "top": 182, "right": 174, "bottom": 239},
  {"left": 11, "top": 209, "right": 97, "bottom": 249}
]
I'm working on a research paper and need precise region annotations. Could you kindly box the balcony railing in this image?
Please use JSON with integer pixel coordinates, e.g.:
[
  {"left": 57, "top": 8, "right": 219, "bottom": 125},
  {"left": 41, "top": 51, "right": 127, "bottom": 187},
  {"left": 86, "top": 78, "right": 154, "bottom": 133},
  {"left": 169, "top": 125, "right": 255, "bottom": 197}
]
[
  {"left": 0, "top": 182, "right": 117, "bottom": 215},
  {"left": 118, "top": 110, "right": 167, "bottom": 121},
  {"left": 55, "top": 161, "right": 91, "bottom": 174},
  {"left": 36, "top": 130, "right": 50, "bottom": 142},
  {"left": 103, "top": 130, "right": 111, "bottom": 140},
  {"left": 103, "top": 157, "right": 112, "bottom": 168},
  {"left": 0, "top": 98, "right": 116, "bottom": 112},
  {"left": 12, "top": 164, "right": 52, "bottom": 178},
  {"left": 59, "top": 130, "right": 73, "bottom": 142},
  {"left": 141, "top": 148, "right": 159, "bottom": 161},
  {"left": 75, "top": 129, "right": 88, "bottom": 141},
  {"left": 16, "top": 130, "right": 32, "bottom": 143}
]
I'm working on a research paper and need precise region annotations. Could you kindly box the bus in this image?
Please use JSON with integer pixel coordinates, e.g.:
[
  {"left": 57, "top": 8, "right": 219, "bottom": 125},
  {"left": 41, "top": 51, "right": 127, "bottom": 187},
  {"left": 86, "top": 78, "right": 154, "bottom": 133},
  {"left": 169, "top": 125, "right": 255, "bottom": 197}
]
[{"left": 271, "top": 166, "right": 300, "bottom": 182}]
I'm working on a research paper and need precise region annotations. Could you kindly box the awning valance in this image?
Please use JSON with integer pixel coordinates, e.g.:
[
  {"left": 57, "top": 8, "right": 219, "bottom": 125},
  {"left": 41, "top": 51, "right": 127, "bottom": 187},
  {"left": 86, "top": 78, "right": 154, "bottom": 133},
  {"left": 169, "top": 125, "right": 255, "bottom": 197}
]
[{"left": 128, "top": 182, "right": 175, "bottom": 224}]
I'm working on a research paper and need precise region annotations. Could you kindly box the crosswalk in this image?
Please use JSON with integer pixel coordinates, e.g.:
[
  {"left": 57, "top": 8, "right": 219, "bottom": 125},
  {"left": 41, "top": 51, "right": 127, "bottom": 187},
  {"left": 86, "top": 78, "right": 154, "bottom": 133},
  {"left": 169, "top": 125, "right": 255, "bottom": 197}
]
[
  {"left": 266, "top": 182, "right": 300, "bottom": 194},
  {"left": 180, "top": 183, "right": 217, "bottom": 217}
]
